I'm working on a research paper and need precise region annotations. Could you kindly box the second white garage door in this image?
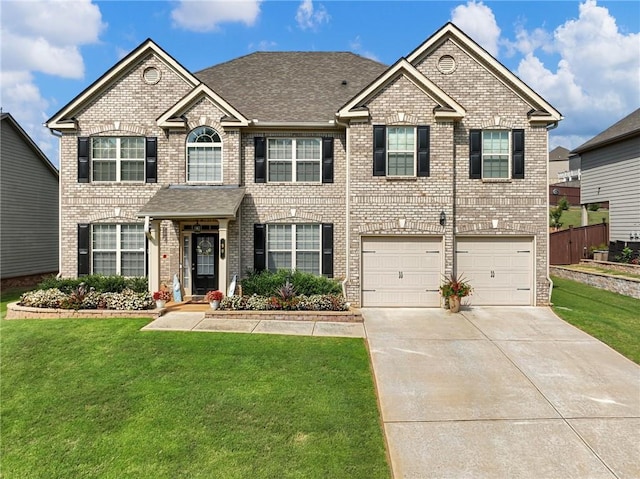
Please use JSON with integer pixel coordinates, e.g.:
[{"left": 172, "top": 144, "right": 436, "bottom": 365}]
[
  {"left": 455, "top": 237, "right": 533, "bottom": 305},
  {"left": 362, "top": 236, "right": 442, "bottom": 307}
]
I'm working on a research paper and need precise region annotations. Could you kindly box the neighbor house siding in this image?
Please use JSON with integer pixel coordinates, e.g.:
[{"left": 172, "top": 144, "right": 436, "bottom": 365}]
[
  {"left": 1, "top": 118, "right": 59, "bottom": 279},
  {"left": 580, "top": 137, "right": 640, "bottom": 242}
]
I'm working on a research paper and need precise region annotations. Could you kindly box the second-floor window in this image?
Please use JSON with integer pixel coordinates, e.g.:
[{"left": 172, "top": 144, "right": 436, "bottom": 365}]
[
  {"left": 387, "top": 127, "right": 415, "bottom": 176},
  {"left": 187, "top": 126, "right": 222, "bottom": 183},
  {"left": 481, "top": 130, "right": 509, "bottom": 178},
  {"left": 469, "top": 128, "right": 525, "bottom": 180},
  {"left": 92, "top": 137, "right": 145, "bottom": 182},
  {"left": 373, "top": 125, "right": 430, "bottom": 177},
  {"left": 268, "top": 138, "right": 321, "bottom": 182}
]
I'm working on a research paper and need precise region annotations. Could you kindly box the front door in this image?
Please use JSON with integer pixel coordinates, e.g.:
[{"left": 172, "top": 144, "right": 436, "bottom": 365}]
[{"left": 192, "top": 233, "right": 219, "bottom": 295}]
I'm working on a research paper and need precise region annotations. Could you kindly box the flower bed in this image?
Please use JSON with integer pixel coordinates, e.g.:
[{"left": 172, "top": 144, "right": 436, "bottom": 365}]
[
  {"left": 5, "top": 302, "right": 161, "bottom": 320},
  {"left": 17, "top": 287, "right": 154, "bottom": 311},
  {"left": 219, "top": 294, "right": 349, "bottom": 312}
]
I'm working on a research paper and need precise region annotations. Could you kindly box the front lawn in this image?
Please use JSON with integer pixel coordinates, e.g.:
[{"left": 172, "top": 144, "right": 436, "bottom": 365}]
[
  {"left": 1, "top": 293, "right": 389, "bottom": 478},
  {"left": 551, "top": 276, "right": 640, "bottom": 364}
]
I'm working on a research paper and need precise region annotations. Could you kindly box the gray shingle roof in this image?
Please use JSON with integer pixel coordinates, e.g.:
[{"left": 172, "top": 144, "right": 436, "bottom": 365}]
[
  {"left": 137, "top": 185, "right": 245, "bottom": 219},
  {"left": 572, "top": 108, "right": 640, "bottom": 154},
  {"left": 549, "top": 146, "right": 570, "bottom": 162},
  {"left": 195, "top": 52, "right": 388, "bottom": 123}
]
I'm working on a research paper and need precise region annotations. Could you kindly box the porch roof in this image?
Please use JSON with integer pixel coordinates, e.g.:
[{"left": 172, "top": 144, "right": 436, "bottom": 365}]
[{"left": 137, "top": 185, "right": 245, "bottom": 219}]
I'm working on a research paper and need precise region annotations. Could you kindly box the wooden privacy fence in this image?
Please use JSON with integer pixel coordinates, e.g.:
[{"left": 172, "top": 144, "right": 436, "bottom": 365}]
[{"left": 550, "top": 222, "right": 609, "bottom": 265}]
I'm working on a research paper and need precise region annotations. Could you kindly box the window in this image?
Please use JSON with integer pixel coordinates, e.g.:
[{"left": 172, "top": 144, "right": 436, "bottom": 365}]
[
  {"left": 187, "top": 126, "right": 222, "bottom": 182},
  {"left": 387, "top": 127, "right": 415, "bottom": 176},
  {"left": 373, "top": 125, "right": 430, "bottom": 177},
  {"left": 266, "top": 224, "right": 321, "bottom": 274},
  {"left": 92, "top": 224, "right": 145, "bottom": 276},
  {"left": 267, "top": 138, "right": 321, "bottom": 182},
  {"left": 91, "top": 137, "right": 145, "bottom": 182},
  {"left": 482, "top": 130, "right": 509, "bottom": 178},
  {"left": 469, "top": 129, "right": 524, "bottom": 180}
]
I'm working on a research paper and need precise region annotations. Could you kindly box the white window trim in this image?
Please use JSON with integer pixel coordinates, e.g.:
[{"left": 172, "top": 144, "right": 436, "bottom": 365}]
[
  {"left": 186, "top": 127, "right": 223, "bottom": 184},
  {"left": 267, "top": 137, "right": 322, "bottom": 184},
  {"left": 266, "top": 224, "right": 322, "bottom": 274},
  {"left": 481, "top": 129, "right": 512, "bottom": 180},
  {"left": 92, "top": 224, "right": 146, "bottom": 276},
  {"left": 386, "top": 126, "right": 417, "bottom": 177},
  {"left": 91, "top": 137, "right": 145, "bottom": 183}
]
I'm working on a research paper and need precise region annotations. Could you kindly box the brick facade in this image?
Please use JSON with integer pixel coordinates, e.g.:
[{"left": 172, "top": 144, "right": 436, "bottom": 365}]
[{"left": 49, "top": 24, "right": 559, "bottom": 306}]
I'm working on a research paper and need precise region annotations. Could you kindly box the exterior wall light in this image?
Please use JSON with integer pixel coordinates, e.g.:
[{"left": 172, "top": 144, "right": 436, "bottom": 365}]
[{"left": 439, "top": 211, "right": 446, "bottom": 226}]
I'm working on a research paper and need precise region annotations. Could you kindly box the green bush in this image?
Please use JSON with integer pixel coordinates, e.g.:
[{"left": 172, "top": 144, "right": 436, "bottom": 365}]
[
  {"left": 36, "top": 275, "right": 148, "bottom": 294},
  {"left": 241, "top": 270, "right": 342, "bottom": 296}
]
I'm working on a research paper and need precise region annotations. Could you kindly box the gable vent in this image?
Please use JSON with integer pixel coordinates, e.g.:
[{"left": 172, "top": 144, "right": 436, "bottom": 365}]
[
  {"left": 437, "top": 55, "right": 456, "bottom": 74},
  {"left": 143, "top": 67, "right": 161, "bottom": 85}
]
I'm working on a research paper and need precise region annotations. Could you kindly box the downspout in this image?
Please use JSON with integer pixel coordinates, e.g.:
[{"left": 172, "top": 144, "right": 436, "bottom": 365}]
[
  {"left": 545, "top": 121, "right": 559, "bottom": 304},
  {"left": 334, "top": 116, "right": 350, "bottom": 300},
  {"left": 47, "top": 127, "right": 63, "bottom": 278}
]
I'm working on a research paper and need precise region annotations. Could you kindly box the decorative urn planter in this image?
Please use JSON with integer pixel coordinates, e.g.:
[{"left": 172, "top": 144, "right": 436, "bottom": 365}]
[
  {"left": 155, "top": 300, "right": 166, "bottom": 309},
  {"left": 448, "top": 296, "right": 461, "bottom": 313},
  {"left": 210, "top": 300, "right": 220, "bottom": 310}
]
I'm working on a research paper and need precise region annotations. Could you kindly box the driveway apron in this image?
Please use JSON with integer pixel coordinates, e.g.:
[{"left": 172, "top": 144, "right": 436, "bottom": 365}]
[{"left": 363, "top": 307, "right": 640, "bottom": 479}]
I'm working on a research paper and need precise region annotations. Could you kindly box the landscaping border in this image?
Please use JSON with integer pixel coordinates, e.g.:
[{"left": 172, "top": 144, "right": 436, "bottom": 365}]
[
  {"left": 5, "top": 302, "right": 161, "bottom": 320},
  {"left": 550, "top": 266, "right": 640, "bottom": 299}
]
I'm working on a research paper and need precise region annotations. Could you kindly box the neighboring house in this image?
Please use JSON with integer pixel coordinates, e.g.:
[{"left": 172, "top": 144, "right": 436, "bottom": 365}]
[
  {"left": 1, "top": 113, "right": 59, "bottom": 288},
  {"left": 572, "top": 108, "right": 640, "bottom": 243},
  {"left": 549, "top": 146, "right": 573, "bottom": 183},
  {"left": 45, "top": 23, "right": 562, "bottom": 307}
]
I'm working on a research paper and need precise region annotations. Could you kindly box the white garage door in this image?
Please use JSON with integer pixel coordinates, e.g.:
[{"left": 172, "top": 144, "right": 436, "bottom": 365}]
[
  {"left": 362, "top": 236, "right": 442, "bottom": 307},
  {"left": 455, "top": 237, "right": 533, "bottom": 306}
]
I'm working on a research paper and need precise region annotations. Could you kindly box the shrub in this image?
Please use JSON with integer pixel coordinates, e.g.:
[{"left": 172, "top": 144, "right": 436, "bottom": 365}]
[
  {"left": 588, "top": 203, "right": 600, "bottom": 212},
  {"left": 241, "top": 270, "right": 342, "bottom": 296},
  {"left": 36, "top": 275, "right": 148, "bottom": 294}
]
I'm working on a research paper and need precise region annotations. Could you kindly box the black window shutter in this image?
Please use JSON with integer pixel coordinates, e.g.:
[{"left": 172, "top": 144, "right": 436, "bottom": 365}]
[
  {"left": 373, "top": 125, "right": 386, "bottom": 176},
  {"left": 145, "top": 137, "right": 157, "bottom": 183},
  {"left": 254, "top": 224, "right": 266, "bottom": 271},
  {"left": 322, "top": 137, "right": 334, "bottom": 183},
  {"left": 254, "top": 137, "right": 266, "bottom": 183},
  {"left": 78, "top": 223, "right": 90, "bottom": 276},
  {"left": 417, "top": 125, "right": 430, "bottom": 177},
  {"left": 321, "top": 223, "right": 334, "bottom": 277},
  {"left": 78, "top": 137, "right": 90, "bottom": 183},
  {"left": 512, "top": 129, "right": 525, "bottom": 179},
  {"left": 469, "top": 129, "right": 482, "bottom": 179}
]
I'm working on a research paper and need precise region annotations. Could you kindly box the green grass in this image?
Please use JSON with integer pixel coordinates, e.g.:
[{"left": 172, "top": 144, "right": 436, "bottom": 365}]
[
  {"left": 551, "top": 276, "right": 640, "bottom": 364},
  {"left": 551, "top": 207, "right": 609, "bottom": 231},
  {"left": 1, "top": 293, "right": 389, "bottom": 478}
]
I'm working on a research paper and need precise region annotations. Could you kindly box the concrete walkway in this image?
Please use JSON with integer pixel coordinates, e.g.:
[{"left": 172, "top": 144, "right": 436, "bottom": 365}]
[
  {"left": 363, "top": 307, "right": 640, "bottom": 479},
  {"left": 142, "top": 311, "right": 366, "bottom": 338}
]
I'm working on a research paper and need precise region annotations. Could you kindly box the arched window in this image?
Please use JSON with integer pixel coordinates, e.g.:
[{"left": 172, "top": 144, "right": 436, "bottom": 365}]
[{"left": 186, "top": 126, "right": 222, "bottom": 182}]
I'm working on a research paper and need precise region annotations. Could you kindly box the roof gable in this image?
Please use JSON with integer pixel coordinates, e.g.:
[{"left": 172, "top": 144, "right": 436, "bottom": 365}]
[
  {"left": 337, "top": 58, "right": 465, "bottom": 121},
  {"left": 46, "top": 39, "right": 200, "bottom": 130},
  {"left": 1, "top": 113, "right": 58, "bottom": 178},
  {"left": 407, "top": 23, "right": 562, "bottom": 124},
  {"left": 157, "top": 83, "right": 249, "bottom": 129}
]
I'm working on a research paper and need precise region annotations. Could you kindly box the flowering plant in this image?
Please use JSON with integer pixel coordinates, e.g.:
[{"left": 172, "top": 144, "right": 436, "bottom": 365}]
[
  {"left": 439, "top": 273, "right": 472, "bottom": 299},
  {"left": 205, "top": 290, "right": 224, "bottom": 302},
  {"left": 153, "top": 290, "right": 171, "bottom": 301}
]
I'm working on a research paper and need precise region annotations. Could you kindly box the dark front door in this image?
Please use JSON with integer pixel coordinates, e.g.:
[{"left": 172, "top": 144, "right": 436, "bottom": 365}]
[{"left": 192, "top": 233, "right": 219, "bottom": 295}]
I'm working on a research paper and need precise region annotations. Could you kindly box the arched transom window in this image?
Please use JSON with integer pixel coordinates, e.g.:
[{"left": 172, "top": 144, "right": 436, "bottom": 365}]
[{"left": 186, "top": 126, "right": 222, "bottom": 182}]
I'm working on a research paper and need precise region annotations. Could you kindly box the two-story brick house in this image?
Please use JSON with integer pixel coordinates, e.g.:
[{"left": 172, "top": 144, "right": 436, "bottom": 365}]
[{"left": 46, "top": 23, "right": 561, "bottom": 307}]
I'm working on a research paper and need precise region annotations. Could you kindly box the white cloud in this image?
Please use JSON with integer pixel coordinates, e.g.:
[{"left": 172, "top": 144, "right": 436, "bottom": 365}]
[
  {"left": 349, "top": 35, "right": 379, "bottom": 62},
  {"left": 248, "top": 40, "right": 278, "bottom": 51},
  {"left": 451, "top": 1, "right": 501, "bottom": 56},
  {"left": 0, "top": 0, "right": 105, "bottom": 166},
  {"left": 296, "top": 0, "right": 330, "bottom": 31},
  {"left": 515, "top": 0, "right": 640, "bottom": 144},
  {"left": 171, "top": 0, "right": 262, "bottom": 32}
]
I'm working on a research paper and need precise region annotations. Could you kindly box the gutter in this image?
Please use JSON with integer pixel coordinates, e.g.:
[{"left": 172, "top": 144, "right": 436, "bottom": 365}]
[
  {"left": 334, "top": 115, "right": 351, "bottom": 299},
  {"left": 545, "top": 121, "right": 557, "bottom": 303},
  {"left": 47, "top": 126, "right": 63, "bottom": 278}
]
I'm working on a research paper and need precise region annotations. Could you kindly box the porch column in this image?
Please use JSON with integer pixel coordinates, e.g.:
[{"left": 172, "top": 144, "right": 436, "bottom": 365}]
[
  {"left": 581, "top": 204, "right": 589, "bottom": 227},
  {"left": 218, "top": 219, "right": 229, "bottom": 294},
  {"left": 147, "top": 221, "right": 161, "bottom": 293}
]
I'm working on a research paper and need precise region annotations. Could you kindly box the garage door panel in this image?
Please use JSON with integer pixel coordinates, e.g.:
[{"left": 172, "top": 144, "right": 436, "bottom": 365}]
[
  {"left": 456, "top": 238, "right": 533, "bottom": 306},
  {"left": 362, "top": 237, "right": 442, "bottom": 307}
]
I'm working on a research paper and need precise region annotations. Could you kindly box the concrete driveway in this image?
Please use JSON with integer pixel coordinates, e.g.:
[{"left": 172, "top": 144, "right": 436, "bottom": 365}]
[{"left": 363, "top": 307, "right": 640, "bottom": 479}]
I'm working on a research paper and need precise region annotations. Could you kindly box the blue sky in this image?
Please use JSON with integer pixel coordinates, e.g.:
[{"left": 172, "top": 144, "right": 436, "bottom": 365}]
[{"left": 2, "top": 0, "right": 639, "bottom": 167}]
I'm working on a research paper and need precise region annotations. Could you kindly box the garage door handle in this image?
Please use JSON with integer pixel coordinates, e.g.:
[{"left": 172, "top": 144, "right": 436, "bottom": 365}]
[
  {"left": 517, "top": 288, "right": 530, "bottom": 291},
  {"left": 399, "top": 271, "right": 403, "bottom": 279},
  {"left": 362, "top": 250, "right": 376, "bottom": 254},
  {"left": 517, "top": 250, "right": 530, "bottom": 253},
  {"left": 426, "top": 289, "right": 439, "bottom": 292},
  {"left": 456, "top": 250, "right": 469, "bottom": 253}
]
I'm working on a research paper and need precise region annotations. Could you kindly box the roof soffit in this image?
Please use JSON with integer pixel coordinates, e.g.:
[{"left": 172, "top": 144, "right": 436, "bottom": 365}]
[
  {"left": 157, "top": 84, "right": 249, "bottom": 128},
  {"left": 337, "top": 59, "right": 466, "bottom": 120},
  {"left": 46, "top": 39, "right": 200, "bottom": 130},
  {"left": 407, "top": 23, "right": 562, "bottom": 123}
]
